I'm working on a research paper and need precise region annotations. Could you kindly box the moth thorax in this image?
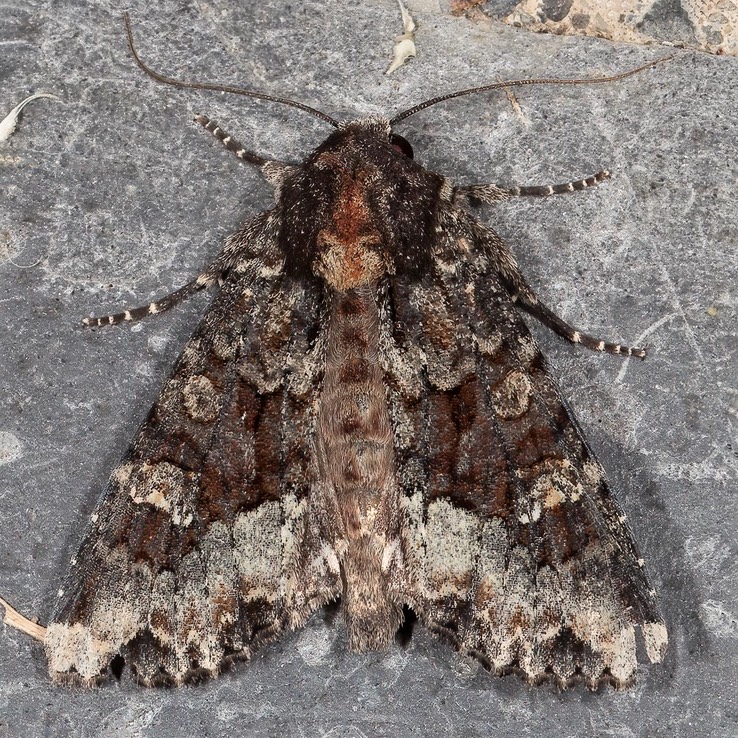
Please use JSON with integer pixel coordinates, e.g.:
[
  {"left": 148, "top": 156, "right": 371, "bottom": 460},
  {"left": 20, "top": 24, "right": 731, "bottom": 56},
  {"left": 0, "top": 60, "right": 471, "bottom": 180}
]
[
  {"left": 311, "top": 156, "right": 389, "bottom": 291},
  {"left": 314, "top": 233, "right": 386, "bottom": 291}
]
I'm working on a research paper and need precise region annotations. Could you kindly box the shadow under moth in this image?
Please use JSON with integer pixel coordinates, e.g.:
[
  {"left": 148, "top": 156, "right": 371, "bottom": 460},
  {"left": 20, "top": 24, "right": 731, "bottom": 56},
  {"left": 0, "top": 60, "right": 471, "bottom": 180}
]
[{"left": 6, "top": 16, "right": 671, "bottom": 689}]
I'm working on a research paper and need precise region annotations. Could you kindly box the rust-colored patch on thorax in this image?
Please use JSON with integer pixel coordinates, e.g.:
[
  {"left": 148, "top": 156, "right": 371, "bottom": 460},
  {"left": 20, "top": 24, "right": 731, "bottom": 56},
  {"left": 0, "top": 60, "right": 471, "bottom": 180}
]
[{"left": 315, "top": 155, "right": 385, "bottom": 291}]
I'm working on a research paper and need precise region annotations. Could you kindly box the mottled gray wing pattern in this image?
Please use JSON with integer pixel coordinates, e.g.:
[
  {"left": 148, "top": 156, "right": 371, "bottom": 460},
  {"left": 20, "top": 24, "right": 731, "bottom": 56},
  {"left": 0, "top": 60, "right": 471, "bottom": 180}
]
[
  {"left": 382, "top": 207, "right": 667, "bottom": 689},
  {"left": 46, "top": 212, "right": 341, "bottom": 685}
]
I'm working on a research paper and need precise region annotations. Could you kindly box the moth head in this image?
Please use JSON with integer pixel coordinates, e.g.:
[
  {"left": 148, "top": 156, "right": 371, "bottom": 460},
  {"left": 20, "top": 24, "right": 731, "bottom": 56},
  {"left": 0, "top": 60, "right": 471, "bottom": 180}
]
[
  {"left": 335, "top": 115, "right": 413, "bottom": 160},
  {"left": 389, "top": 133, "right": 413, "bottom": 159}
]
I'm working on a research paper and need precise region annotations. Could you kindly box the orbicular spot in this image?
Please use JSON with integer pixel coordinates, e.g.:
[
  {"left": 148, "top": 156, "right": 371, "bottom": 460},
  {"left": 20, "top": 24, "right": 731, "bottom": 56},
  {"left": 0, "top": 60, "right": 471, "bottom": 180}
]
[
  {"left": 183, "top": 374, "right": 220, "bottom": 422},
  {"left": 491, "top": 370, "right": 533, "bottom": 419}
]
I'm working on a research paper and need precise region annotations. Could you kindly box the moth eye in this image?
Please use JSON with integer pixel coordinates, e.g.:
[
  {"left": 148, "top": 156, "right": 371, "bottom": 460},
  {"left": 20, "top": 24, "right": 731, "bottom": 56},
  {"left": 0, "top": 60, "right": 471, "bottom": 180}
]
[{"left": 389, "top": 134, "right": 413, "bottom": 159}]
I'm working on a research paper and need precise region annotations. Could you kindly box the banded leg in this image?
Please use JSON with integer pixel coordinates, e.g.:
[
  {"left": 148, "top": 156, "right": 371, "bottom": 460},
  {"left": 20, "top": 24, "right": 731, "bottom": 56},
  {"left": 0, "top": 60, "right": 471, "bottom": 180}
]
[
  {"left": 456, "top": 170, "right": 610, "bottom": 205},
  {"left": 194, "top": 115, "right": 270, "bottom": 166},
  {"left": 82, "top": 273, "right": 218, "bottom": 327},
  {"left": 517, "top": 294, "right": 646, "bottom": 359}
]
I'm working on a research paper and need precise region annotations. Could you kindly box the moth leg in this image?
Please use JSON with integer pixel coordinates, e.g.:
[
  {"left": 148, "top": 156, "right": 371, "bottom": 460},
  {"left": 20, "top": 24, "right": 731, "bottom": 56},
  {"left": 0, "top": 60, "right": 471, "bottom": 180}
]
[
  {"left": 83, "top": 131, "right": 283, "bottom": 329},
  {"left": 456, "top": 170, "right": 610, "bottom": 204},
  {"left": 194, "top": 114, "right": 271, "bottom": 166},
  {"left": 467, "top": 222, "right": 643, "bottom": 357},
  {"left": 82, "top": 272, "right": 217, "bottom": 327},
  {"left": 517, "top": 294, "right": 646, "bottom": 359}
]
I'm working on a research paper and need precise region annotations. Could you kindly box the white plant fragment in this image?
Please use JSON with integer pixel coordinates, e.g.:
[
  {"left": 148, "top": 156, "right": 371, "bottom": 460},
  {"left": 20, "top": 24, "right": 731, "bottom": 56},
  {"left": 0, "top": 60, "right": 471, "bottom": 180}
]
[
  {"left": 386, "top": 0, "right": 416, "bottom": 75},
  {"left": 0, "top": 93, "right": 60, "bottom": 142}
]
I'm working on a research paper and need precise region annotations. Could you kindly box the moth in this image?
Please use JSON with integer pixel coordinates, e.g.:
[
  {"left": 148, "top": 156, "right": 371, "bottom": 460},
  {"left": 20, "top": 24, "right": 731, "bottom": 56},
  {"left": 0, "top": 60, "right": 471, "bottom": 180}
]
[{"left": 40, "top": 16, "right": 670, "bottom": 689}]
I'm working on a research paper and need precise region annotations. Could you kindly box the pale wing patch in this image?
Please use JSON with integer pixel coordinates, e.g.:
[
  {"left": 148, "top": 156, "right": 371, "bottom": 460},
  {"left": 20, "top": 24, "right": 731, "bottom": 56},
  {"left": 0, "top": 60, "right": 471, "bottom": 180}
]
[
  {"left": 567, "top": 577, "right": 638, "bottom": 684},
  {"left": 476, "top": 540, "right": 641, "bottom": 684},
  {"left": 182, "top": 374, "right": 220, "bottom": 422},
  {"left": 424, "top": 500, "right": 481, "bottom": 596},
  {"left": 517, "top": 458, "right": 584, "bottom": 523},
  {"left": 582, "top": 459, "right": 605, "bottom": 487},
  {"left": 46, "top": 622, "right": 118, "bottom": 682},
  {"left": 643, "top": 621, "right": 669, "bottom": 663},
  {"left": 233, "top": 502, "right": 284, "bottom": 599},
  {"left": 46, "top": 551, "right": 150, "bottom": 682},
  {"left": 128, "top": 461, "right": 196, "bottom": 527},
  {"left": 409, "top": 502, "right": 664, "bottom": 686},
  {"left": 198, "top": 523, "right": 240, "bottom": 633},
  {"left": 46, "top": 493, "right": 337, "bottom": 684}
]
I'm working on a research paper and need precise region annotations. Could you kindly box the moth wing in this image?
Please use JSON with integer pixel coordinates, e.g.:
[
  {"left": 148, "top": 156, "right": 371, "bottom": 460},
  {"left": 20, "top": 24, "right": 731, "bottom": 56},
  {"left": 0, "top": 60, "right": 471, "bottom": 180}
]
[
  {"left": 383, "top": 216, "right": 667, "bottom": 689},
  {"left": 46, "top": 212, "right": 340, "bottom": 685}
]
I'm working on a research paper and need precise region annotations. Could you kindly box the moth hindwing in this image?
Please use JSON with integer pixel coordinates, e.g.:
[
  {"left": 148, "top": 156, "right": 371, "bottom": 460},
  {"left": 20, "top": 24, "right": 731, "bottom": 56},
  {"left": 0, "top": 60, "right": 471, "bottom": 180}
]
[{"left": 45, "top": 24, "right": 668, "bottom": 689}]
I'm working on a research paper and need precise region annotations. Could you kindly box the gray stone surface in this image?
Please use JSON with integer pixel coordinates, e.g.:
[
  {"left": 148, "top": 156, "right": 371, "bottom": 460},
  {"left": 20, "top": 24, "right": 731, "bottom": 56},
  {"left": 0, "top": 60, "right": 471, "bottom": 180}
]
[{"left": 1, "top": 0, "right": 736, "bottom": 736}]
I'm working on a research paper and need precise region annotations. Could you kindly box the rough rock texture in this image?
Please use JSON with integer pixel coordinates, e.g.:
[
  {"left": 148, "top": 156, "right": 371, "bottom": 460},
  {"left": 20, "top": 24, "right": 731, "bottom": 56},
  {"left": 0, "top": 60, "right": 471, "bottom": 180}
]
[{"left": 484, "top": 0, "right": 738, "bottom": 57}]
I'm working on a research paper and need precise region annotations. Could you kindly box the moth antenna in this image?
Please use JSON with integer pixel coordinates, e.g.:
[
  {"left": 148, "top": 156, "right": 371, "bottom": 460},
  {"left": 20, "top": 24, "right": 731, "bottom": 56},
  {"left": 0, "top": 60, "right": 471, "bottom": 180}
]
[
  {"left": 389, "top": 55, "right": 673, "bottom": 125},
  {"left": 123, "top": 13, "right": 339, "bottom": 128}
]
